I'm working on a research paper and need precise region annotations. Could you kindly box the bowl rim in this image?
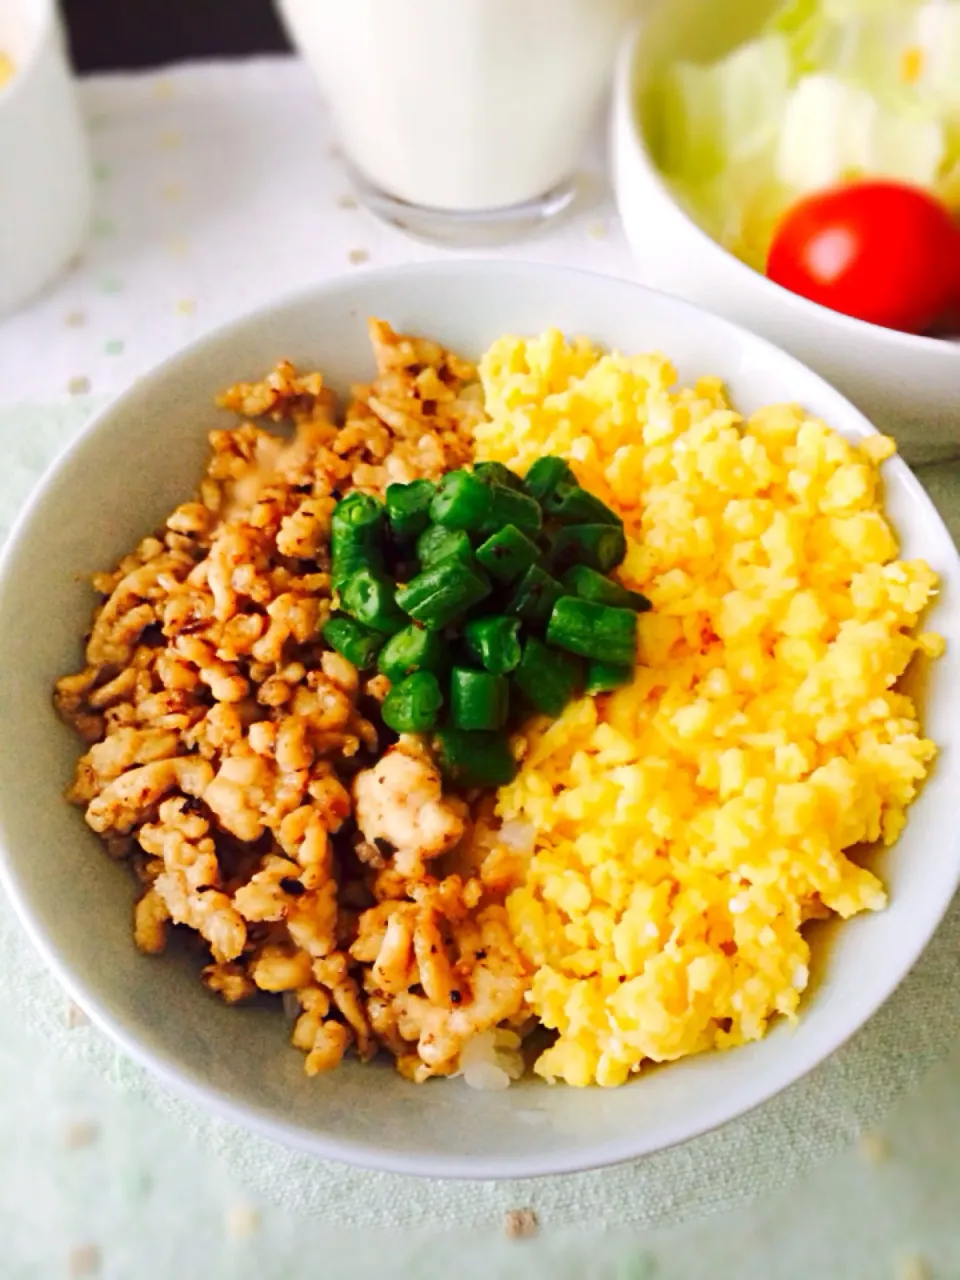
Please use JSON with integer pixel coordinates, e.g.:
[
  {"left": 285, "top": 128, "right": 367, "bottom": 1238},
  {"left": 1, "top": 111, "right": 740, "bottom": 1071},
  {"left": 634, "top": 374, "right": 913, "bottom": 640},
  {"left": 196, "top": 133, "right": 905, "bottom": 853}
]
[
  {"left": 1, "top": 258, "right": 959, "bottom": 1179},
  {"left": 613, "top": 20, "right": 960, "bottom": 362}
]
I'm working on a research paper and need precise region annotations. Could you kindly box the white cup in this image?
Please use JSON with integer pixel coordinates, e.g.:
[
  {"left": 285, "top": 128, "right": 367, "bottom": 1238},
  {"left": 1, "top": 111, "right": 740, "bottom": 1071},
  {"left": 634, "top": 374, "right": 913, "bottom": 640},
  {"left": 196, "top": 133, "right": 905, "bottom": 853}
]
[
  {"left": 277, "top": 0, "right": 646, "bottom": 246},
  {"left": 0, "top": 0, "right": 92, "bottom": 315}
]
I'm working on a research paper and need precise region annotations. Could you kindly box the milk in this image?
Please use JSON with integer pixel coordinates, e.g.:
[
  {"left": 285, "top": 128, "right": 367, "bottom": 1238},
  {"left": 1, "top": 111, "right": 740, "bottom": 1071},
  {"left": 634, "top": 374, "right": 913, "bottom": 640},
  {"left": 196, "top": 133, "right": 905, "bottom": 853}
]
[{"left": 278, "top": 0, "right": 644, "bottom": 213}]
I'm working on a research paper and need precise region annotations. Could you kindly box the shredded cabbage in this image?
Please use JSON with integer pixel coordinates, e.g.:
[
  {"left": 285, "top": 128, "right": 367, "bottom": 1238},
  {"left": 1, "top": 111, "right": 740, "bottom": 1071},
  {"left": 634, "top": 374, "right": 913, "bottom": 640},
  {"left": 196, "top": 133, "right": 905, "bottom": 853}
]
[
  {"left": 655, "top": 35, "right": 791, "bottom": 182},
  {"left": 652, "top": 0, "right": 960, "bottom": 267},
  {"left": 776, "top": 74, "right": 945, "bottom": 192}
]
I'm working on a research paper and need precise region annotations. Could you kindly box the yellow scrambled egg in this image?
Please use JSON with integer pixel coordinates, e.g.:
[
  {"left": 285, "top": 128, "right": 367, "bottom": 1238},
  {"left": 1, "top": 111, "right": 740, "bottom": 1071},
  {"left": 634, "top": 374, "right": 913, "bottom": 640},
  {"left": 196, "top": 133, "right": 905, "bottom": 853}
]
[
  {"left": 475, "top": 331, "right": 942, "bottom": 1088},
  {"left": 0, "top": 53, "right": 14, "bottom": 89}
]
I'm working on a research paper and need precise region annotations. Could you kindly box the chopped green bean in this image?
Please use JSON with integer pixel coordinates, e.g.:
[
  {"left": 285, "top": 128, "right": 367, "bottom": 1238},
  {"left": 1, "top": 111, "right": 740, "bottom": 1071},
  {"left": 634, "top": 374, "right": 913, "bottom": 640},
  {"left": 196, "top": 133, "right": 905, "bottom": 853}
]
[
  {"left": 331, "top": 491, "right": 385, "bottom": 540},
  {"left": 475, "top": 524, "right": 540, "bottom": 585},
  {"left": 416, "top": 525, "right": 474, "bottom": 568},
  {"left": 450, "top": 667, "right": 509, "bottom": 731},
  {"left": 385, "top": 479, "right": 436, "bottom": 541},
  {"left": 331, "top": 492, "right": 385, "bottom": 587},
  {"left": 584, "top": 659, "right": 634, "bottom": 695},
  {"left": 505, "top": 564, "right": 565, "bottom": 624},
  {"left": 430, "top": 470, "right": 493, "bottom": 533},
  {"left": 331, "top": 545, "right": 369, "bottom": 591},
  {"left": 329, "top": 460, "right": 645, "bottom": 745},
  {"left": 544, "top": 482, "right": 622, "bottom": 528},
  {"left": 473, "top": 461, "right": 523, "bottom": 490},
  {"left": 523, "top": 456, "right": 575, "bottom": 505},
  {"left": 381, "top": 671, "right": 443, "bottom": 734},
  {"left": 462, "top": 615, "right": 522, "bottom": 675},
  {"left": 396, "top": 559, "right": 491, "bottom": 630},
  {"left": 546, "top": 596, "right": 638, "bottom": 665},
  {"left": 322, "top": 614, "right": 384, "bottom": 669},
  {"left": 513, "top": 637, "right": 581, "bottom": 717},
  {"left": 478, "top": 485, "right": 543, "bottom": 538},
  {"left": 433, "top": 728, "right": 517, "bottom": 788},
  {"left": 562, "top": 565, "right": 652, "bottom": 612},
  {"left": 341, "top": 567, "right": 406, "bottom": 634},
  {"left": 549, "top": 523, "right": 627, "bottom": 575},
  {"left": 377, "top": 625, "right": 445, "bottom": 684}
]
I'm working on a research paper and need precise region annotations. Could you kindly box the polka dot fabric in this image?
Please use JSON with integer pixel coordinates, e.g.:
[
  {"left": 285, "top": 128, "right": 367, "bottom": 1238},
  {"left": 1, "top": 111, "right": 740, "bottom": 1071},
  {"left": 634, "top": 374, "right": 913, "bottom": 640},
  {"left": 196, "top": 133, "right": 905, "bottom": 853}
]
[{"left": 0, "top": 59, "right": 630, "bottom": 405}]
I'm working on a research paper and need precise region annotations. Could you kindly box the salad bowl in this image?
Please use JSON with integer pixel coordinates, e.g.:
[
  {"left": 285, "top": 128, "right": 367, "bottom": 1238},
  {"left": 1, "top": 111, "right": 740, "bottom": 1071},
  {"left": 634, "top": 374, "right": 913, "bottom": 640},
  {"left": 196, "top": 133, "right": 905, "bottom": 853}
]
[{"left": 612, "top": 0, "right": 960, "bottom": 463}]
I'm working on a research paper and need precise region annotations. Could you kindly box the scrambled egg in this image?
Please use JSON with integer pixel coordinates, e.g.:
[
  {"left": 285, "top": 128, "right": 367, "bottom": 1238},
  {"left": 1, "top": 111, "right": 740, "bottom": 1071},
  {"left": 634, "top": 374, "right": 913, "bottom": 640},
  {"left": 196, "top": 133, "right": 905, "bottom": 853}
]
[{"left": 475, "top": 331, "right": 942, "bottom": 1088}]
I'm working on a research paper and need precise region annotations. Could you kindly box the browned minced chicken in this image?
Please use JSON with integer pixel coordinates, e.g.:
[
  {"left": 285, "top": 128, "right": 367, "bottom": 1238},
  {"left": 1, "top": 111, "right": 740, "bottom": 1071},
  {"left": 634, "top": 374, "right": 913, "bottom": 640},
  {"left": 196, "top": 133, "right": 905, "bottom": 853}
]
[{"left": 55, "top": 320, "right": 527, "bottom": 1080}]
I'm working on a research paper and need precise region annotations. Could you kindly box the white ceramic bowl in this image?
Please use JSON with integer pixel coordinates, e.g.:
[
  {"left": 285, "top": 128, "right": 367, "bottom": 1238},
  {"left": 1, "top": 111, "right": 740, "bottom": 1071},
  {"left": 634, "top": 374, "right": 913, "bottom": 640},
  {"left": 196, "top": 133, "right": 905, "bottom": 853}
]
[
  {"left": 1, "top": 262, "right": 958, "bottom": 1179},
  {"left": 612, "top": 0, "right": 960, "bottom": 466},
  {"left": 0, "top": 0, "right": 91, "bottom": 315}
]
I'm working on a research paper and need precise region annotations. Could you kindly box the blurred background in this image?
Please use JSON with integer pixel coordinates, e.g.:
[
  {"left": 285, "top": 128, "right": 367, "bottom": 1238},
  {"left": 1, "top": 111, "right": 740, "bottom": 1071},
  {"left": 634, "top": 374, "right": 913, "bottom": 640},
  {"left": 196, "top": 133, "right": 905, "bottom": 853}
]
[{"left": 63, "top": 0, "right": 291, "bottom": 68}]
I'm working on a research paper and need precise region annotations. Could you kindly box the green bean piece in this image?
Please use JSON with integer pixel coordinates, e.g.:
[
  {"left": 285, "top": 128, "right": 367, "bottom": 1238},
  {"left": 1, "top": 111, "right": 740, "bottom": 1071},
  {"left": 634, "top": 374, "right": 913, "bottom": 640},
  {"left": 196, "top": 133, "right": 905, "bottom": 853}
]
[
  {"left": 562, "top": 565, "right": 652, "bottom": 612},
  {"left": 478, "top": 485, "right": 543, "bottom": 538},
  {"left": 322, "top": 614, "right": 384, "bottom": 670},
  {"left": 475, "top": 524, "right": 540, "bottom": 585},
  {"left": 330, "top": 492, "right": 385, "bottom": 587},
  {"left": 505, "top": 564, "right": 566, "bottom": 624},
  {"left": 584, "top": 659, "right": 634, "bottom": 695},
  {"left": 549, "top": 523, "right": 627, "bottom": 575},
  {"left": 450, "top": 667, "right": 510, "bottom": 731},
  {"left": 544, "top": 482, "right": 623, "bottom": 528},
  {"left": 546, "top": 596, "right": 638, "bottom": 665},
  {"left": 385, "top": 479, "right": 436, "bottom": 541},
  {"left": 340, "top": 567, "right": 407, "bottom": 634},
  {"left": 416, "top": 524, "right": 474, "bottom": 569},
  {"left": 377, "top": 625, "right": 445, "bottom": 684},
  {"left": 462, "top": 615, "right": 522, "bottom": 675},
  {"left": 523, "top": 456, "right": 575, "bottom": 505},
  {"left": 396, "top": 559, "right": 491, "bottom": 631},
  {"left": 473, "top": 461, "right": 523, "bottom": 490},
  {"left": 513, "top": 637, "right": 582, "bottom": 717},
  {"left": 429, "top": 470, "right": 493, "bottom": 533},
  {"left": 331, "top": 546, "right": 370, "bottom": 591},
  {"left": 433, "top": 728, "right": 517, "bottom": 789},
  {"left": 381, "top": 671, "right": 443, "bottom": 734}
]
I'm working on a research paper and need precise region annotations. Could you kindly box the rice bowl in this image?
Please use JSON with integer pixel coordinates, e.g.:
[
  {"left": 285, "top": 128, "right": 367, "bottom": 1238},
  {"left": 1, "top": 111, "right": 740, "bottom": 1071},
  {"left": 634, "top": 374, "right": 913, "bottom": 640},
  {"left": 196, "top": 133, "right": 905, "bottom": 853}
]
[{"left": 0, "top": 262, "right": 958, "bottom": 1176}]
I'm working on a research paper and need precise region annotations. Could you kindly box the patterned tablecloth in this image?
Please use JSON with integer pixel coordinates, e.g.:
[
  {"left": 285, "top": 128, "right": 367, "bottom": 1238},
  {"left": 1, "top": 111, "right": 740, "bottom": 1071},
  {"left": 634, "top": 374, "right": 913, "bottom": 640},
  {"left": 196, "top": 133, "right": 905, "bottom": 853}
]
[{"left": 1, "top": 58, "right": 958, "bottom": 1280}]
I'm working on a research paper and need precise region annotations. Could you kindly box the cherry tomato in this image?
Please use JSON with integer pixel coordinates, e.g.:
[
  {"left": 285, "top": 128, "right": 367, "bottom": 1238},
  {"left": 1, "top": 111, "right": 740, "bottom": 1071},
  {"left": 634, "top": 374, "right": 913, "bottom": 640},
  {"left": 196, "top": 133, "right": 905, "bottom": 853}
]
[{"left": 766, "top": 180, "right": 960, "bottom": 335}]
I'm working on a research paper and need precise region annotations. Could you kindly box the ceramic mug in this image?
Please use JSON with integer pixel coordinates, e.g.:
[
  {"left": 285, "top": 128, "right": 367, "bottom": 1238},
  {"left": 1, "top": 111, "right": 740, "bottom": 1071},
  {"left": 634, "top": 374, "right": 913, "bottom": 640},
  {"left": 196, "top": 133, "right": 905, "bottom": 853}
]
[{"left": 0, "top": 0, "right": 91, "bottom": 315}]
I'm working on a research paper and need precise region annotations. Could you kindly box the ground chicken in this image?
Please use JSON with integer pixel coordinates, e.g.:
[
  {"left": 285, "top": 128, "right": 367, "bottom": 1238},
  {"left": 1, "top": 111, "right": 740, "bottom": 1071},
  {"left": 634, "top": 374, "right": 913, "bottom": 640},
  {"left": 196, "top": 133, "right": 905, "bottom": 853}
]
[
  {"left": 52, "top": 320, "right": 510, "bottom": 1085},
  {"left": 352, "top": 737, "right": 467, "bottom": 879}
]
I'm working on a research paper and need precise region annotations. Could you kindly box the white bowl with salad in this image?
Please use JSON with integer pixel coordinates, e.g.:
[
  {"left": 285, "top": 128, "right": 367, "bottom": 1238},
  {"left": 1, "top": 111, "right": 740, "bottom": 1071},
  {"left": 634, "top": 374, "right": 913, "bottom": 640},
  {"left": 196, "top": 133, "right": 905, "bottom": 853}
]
[{"left": 613, "top": 0, "right": 960, "bottom": 464}]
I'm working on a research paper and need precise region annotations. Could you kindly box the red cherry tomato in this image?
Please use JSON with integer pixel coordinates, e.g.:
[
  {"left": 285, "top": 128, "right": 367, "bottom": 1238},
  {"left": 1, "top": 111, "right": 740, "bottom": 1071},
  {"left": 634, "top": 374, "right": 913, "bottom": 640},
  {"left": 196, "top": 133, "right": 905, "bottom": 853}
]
[{"left": 766, "top": 180, "right": 960, "bottom": 335}]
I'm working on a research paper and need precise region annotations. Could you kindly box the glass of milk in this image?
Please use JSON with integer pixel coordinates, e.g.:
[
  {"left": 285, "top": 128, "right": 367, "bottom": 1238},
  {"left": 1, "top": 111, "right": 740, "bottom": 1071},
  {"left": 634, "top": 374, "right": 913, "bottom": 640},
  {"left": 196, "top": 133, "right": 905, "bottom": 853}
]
[{"left": 277, "top": 0, "right": 646, "bottom": 245}]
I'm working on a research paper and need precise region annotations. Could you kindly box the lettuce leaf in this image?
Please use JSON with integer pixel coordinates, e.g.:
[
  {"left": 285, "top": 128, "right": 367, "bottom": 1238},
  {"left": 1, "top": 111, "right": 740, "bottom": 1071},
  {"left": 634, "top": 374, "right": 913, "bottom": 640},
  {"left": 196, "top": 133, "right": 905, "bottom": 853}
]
[
  {"left": 776, "top": 73, "right": 945, "bottom": 192},
  {"left": 656, "top": 35, "right": 791, "bottom": 182},
  {"left": 652, "top": 0, "right": 959, "bottom": 269}
]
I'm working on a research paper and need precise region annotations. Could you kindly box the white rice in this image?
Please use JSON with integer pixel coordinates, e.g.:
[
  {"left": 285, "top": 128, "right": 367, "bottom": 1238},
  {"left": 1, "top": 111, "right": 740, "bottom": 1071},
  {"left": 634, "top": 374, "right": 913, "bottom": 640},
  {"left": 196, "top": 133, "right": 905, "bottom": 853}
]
[
  {"left": 458, "top": 1027, "right": 527, "bottom": 1091},
  {"left": 497, "top": 819, "right": 535, "bottom": 854}
]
